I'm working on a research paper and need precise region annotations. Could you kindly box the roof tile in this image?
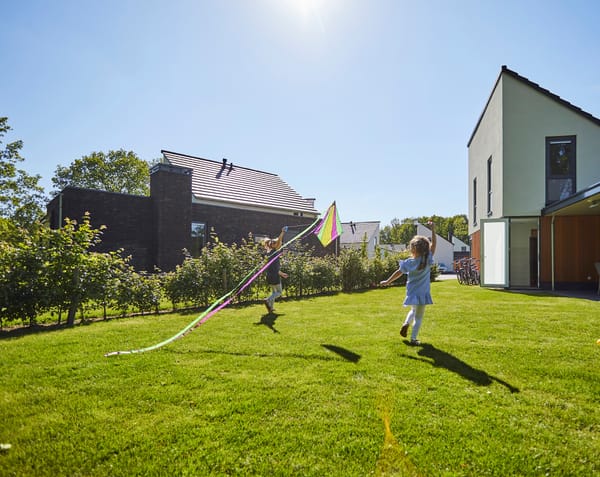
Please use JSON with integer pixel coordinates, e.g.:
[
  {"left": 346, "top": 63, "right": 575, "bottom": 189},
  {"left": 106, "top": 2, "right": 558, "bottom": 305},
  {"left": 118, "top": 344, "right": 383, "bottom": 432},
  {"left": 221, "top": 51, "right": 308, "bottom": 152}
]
[{"left": 162, "top": 150, "right": 318, "bottom": 215}]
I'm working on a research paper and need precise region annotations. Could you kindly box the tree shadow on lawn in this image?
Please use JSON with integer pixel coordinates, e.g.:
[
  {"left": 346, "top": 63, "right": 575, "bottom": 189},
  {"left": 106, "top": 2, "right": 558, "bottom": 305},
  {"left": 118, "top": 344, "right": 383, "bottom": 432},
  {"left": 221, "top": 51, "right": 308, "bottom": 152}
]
[
  {"left": 0, "top": 321, "right": 95, "bottom": 339},
  {"left": 170, "top": 340, "right": 362, "bottom": 364},
  {"left": 183, "top": 347, "right": 344, "bottom": 363},
  {"left": 404, "top": 343, "right": 520, "bottom": 393}
]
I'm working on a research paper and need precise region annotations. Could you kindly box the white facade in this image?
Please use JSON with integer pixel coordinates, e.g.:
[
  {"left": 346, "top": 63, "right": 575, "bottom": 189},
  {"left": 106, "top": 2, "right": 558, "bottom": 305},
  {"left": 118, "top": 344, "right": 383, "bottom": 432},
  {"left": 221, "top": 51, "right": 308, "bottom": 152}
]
[
  {"left": 415, "top": 223, "right": 453, "bottom": 271},
  {"left": 340, "top": 221, "right": 380, "bottom": 258},
  {"left": 469, "top": 68, "right": 600, "bottom": 236},
  {"left": 452, "top": 236, "right": 470, "bottom": 253},
  {"left": 468, "top": 66, "right": 600, "bottom": 288}
]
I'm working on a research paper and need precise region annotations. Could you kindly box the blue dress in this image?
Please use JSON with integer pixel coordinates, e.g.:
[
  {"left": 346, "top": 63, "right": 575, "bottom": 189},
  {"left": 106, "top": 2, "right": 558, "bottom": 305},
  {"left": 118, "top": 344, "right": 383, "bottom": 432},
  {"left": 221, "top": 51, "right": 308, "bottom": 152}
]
[{"left": 399, "top": 253, "right": 434, "bottom": 306}]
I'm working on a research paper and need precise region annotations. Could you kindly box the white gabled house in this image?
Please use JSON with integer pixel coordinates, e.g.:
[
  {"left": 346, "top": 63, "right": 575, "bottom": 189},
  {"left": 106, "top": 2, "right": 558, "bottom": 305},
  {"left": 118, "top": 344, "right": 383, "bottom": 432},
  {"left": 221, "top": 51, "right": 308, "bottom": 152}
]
[
  {"left": 452, "top": 236, "right": 470, "bottom": 253},
  {"left": 468, "top": 66, "right": 600, "bottom": 290},
  {"left": 340, "top": 221, "right": 380, "bottom": 258},
  {"left": 415, "top": 223, "right": 454, "bottom": 272}
]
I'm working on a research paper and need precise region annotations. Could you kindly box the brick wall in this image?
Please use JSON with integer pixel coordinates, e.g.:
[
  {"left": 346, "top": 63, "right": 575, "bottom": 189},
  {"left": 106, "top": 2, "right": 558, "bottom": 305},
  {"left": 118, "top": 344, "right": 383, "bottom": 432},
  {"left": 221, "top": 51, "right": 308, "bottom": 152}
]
[
  {"left": 190, "top": 203, "right": 333, "bottom": 255},
  {"left": 46, "top": 187, "right": 153, "bottom": 270},
  {"left": 46, "top": 166, "right": 334, "bottom": 273}
]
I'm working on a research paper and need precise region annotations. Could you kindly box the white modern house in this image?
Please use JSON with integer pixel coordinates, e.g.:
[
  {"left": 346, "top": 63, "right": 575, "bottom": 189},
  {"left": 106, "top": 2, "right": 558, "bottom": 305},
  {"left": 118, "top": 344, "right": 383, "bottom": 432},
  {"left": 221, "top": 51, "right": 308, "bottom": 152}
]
[
  {"left": 340, "top": 221, "right": 380, "bottom": 258},
  {"left": 415, "top": 223, "right": 454, "bottom": 272},
  {"left": 452, "top": 236, "right": 470, "bottom": 254},
  {"left": 468, "top": 66, "right": 600, "bottom": 290}
]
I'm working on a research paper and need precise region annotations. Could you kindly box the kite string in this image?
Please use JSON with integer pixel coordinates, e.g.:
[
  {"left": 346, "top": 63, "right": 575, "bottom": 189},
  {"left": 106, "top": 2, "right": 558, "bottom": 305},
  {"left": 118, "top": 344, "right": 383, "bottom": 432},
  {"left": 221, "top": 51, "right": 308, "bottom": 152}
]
[{"left": 104, "top": 216, "right": 322, "bottom": 357}]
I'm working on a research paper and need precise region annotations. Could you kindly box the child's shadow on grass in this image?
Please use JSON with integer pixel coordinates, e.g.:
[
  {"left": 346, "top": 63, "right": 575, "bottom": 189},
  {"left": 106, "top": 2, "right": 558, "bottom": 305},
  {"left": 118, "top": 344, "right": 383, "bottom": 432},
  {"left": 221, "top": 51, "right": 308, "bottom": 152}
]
[
  {"left": 405, "top": 343, "right": 520, "bottom": 393},
  {"left": 254, "top": 313, "right": 282, "bottom": 333}
]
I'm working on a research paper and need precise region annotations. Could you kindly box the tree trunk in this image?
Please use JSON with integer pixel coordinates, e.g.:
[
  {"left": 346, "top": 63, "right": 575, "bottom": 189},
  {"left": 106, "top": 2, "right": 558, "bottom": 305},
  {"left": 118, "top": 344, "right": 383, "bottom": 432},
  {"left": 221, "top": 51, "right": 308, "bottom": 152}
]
[{"left": 66, "top": 268, "right": 79, "bottom": 326}]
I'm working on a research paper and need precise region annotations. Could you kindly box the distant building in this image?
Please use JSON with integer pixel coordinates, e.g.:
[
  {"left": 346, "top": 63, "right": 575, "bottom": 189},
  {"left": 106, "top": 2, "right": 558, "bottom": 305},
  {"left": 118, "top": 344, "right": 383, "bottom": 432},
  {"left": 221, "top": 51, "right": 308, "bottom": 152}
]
[
  {"left": 415, "top": 223, "right": 454, "bottom": 271},
  {"left": 379, "top": 243, "right": 407, "bottom": 255},
  {"left": 47, "top": 151, "right": 326, "bottom": 271},
  {"left": 452, "top": 236, "right": 470, "bottom": 254},
  {"left": 340, "top": 221, "right": 380, "bottom": 258}
]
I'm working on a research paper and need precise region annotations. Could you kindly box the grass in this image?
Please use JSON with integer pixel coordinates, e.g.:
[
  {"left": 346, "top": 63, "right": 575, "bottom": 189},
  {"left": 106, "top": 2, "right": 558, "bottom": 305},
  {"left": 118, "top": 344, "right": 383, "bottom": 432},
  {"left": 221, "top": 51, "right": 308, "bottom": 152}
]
[{"left": 0, "top": 280, "right": 598, "bottom": 476}]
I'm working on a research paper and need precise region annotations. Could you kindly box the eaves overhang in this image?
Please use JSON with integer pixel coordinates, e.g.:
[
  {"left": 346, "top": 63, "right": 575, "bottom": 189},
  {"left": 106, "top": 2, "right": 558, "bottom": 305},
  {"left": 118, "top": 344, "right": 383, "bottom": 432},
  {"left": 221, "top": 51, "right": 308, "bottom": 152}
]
[{"left": 542, "top": 181, "right": 600, "bottom": 216}]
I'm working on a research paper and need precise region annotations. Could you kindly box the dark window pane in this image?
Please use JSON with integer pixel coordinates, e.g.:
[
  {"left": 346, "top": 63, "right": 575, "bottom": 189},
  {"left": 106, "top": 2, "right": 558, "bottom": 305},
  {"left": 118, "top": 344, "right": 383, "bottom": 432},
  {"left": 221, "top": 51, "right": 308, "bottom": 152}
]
[
  {"left": 547, "top": 178, "right": 573, "bottom": 202},
  {"left": 549, "top": 142, "right": 572, "bottom": 176}
]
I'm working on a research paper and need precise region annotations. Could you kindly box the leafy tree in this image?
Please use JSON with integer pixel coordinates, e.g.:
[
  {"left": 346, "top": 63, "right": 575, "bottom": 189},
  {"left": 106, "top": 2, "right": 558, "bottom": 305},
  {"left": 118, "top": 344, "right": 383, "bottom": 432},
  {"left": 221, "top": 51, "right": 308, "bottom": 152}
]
[
  {"left": 380, "top": 218, "right": 417, "bottom": 245},
  {"left": 0, "top": 117, "right": 47, "bottom": 229},
  {"left": 449, "top": 214, "right": 469, "bottom": 243},
  {"left": 381, "top": 215, "right": 469, "bottom": 245},
  {"left": 42, "top": 213, "right": 107, "bottom": 325},
  {"left": 52, "top": 149, "right": 150, "bottom": 195},
  {"left": 0, "top": 234, "right": 47, "bottom": 326}
]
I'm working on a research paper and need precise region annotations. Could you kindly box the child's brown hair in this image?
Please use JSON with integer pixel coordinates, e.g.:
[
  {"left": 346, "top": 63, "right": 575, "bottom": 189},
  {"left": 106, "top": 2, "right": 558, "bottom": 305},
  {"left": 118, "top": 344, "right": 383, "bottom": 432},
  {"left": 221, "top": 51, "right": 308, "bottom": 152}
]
[{"left": 409, "top": 235, "right": 431, "bottom": 270}]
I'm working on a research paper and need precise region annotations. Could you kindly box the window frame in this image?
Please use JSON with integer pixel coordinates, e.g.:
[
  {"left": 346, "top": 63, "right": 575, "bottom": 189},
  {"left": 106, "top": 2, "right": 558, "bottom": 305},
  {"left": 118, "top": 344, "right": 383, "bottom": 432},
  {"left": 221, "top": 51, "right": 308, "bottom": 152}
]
[
  {"left": 545, "top": 135, "right": 576, "bottom": 206},
  {"left": 190, "top": 221, "right": 207, "bottom": 257}
]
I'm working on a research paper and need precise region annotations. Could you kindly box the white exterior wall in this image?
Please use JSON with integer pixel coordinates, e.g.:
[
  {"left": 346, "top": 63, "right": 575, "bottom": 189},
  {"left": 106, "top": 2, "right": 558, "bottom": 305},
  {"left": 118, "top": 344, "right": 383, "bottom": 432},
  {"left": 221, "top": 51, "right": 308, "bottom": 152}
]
[
  {"left": 578, "top": 124, "right": 600, "bottom": 188},
  {"left": 452, "top": 236, "right": 470, "bottom": 253},
  {"left": 340, "top": 222, "right": 380, "bottom": 259},
  {"left": 415, "top": 223, "right": 453, "bottom": 270},
  {"left": 341, "top": 238, "right": 377, "bottom": 258},
  {"left": 468, "top": 78, "right": 504, "bottom": 235},
  {"left": 502, "top": 75, "right": 600, "bottom": 216},
  {"left": 469, "top": 72, "right": 600, "bottom": 229}
]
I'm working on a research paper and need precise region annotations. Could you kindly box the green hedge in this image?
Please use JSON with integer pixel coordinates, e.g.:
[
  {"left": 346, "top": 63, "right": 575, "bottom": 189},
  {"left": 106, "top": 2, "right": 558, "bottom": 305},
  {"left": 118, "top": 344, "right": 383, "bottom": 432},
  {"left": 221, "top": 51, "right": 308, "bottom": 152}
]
[{"left": 1, "top": 222, "right": 441, "bottom": 328}]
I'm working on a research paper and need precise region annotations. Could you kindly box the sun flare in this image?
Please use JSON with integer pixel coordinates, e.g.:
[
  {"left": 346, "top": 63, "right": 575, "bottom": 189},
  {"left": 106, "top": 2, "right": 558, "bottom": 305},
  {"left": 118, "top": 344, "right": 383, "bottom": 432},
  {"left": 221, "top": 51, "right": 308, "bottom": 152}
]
[{"left": 286, "top": 0, "right": 326, "bottom": 30}]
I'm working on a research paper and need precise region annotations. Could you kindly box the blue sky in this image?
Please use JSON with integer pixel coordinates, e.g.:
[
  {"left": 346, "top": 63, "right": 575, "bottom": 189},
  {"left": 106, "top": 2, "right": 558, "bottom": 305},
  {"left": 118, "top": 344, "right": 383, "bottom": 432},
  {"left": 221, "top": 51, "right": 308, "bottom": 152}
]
[{"left": 2, "top": 0, "right": 599, "bottom": 226}]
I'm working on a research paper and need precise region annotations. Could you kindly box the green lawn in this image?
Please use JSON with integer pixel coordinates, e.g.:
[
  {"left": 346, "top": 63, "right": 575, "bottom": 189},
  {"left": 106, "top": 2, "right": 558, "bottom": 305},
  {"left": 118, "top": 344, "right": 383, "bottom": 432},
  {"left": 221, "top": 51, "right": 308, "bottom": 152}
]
[{"left": 1, "top": 280, "right": 598, "bottom": 476}]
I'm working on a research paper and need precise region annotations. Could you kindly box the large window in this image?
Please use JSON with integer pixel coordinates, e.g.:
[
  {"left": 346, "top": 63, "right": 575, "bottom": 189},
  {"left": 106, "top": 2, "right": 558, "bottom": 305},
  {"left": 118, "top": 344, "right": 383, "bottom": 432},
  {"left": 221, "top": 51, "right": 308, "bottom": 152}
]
[
  {"left": 546, "top": 136, "right": 576, "bottom": 205},
  {"left": 190, "top": 222, "right": 206, "bottom": 257}
]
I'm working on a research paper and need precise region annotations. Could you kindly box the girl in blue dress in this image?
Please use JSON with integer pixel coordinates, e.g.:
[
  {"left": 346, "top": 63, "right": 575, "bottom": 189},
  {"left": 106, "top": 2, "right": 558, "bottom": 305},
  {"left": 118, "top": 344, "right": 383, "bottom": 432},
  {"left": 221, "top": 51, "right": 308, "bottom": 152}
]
[{"left": 380, "top": 222, "right": 437, "bottom": 345}]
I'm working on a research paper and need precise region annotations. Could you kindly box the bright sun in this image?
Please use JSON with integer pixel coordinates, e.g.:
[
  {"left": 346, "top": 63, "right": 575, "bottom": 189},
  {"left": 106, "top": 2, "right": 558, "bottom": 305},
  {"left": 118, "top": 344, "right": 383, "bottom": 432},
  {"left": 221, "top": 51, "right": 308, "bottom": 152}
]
[
  {"left": 286, "top": 0, "right": 326, "bottom": 30},
  {"left": 291, "top": 0, "right": 319, "bottom": 17}
]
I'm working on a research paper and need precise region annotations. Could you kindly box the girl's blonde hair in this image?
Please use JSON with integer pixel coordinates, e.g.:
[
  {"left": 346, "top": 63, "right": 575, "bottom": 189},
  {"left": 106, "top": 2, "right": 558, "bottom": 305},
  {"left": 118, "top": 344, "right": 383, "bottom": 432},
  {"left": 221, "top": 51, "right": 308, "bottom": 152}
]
[{"left": 409, "top": 235, "right": 431, "bottom": 270}]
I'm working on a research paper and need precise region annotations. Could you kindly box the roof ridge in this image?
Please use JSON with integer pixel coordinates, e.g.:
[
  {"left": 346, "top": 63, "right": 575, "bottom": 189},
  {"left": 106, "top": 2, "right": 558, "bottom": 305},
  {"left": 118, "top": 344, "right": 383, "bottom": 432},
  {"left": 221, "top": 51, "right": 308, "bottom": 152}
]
[
  {"left": 467, "top": 65, "right": 600, "bottom": 147},
  {"left": 500, "top": 65, "right": 600, "bottom": 125},
  {"left": 163, "top": 150, "right": 318, "bottom": 214},
  {"left": 161, "top": 150, "right": 278, "bottom": 176}
]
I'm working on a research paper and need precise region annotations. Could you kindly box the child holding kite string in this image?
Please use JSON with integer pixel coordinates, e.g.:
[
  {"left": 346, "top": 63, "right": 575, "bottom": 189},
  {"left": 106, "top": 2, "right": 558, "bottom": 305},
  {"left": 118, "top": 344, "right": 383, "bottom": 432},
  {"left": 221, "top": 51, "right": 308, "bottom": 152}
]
[
  {"left": 263, "top": 227, "right": 289, "bottom": 313},
  {"left": 380, "top": 221, "right": 437, "bottom": 345}
]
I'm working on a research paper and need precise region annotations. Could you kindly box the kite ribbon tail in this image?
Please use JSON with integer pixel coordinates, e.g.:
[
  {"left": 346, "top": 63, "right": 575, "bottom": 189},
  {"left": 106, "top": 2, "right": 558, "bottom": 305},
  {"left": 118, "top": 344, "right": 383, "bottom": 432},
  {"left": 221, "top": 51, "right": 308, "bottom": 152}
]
[{"left": 104, "top": 216, "right": 321, "bottom": 357}]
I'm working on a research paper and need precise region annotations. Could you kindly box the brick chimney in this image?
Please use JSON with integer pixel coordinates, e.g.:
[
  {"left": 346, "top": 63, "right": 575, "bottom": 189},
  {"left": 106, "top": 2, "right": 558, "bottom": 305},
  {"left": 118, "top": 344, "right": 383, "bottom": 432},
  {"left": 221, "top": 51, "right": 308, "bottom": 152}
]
[{"left": 150, "top": 163, "right": 193, "bottom": 271}]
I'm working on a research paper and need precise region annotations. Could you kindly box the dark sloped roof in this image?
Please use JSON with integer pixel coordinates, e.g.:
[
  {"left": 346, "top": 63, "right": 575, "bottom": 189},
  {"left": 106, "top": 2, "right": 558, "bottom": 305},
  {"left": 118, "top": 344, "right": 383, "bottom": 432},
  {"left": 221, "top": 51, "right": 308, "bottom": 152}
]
[
  {"left": 340, "top": 221, "right": 380, "bottom": 244},
  {"left": 468, "top": 65, "right": 600, "bottom": 147},
  {"left": 161, "top": 150, "right": 318, "bottom": 215}
]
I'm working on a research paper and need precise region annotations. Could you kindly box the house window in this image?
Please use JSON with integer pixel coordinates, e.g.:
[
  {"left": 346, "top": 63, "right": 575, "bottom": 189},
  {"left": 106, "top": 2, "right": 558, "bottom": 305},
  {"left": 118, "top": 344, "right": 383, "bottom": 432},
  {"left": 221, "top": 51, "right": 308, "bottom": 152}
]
[
  {"left": 190, "top": 222, "right": 206, "bottom": 257},
  {"left": 546, "top": 136, "right": 576, "bottom": 205},
  {"left": 472, "top": 177, "right": 477, "bottom": 225},
  {"left": 487, "top": 157, "right": 492, "bottom": 216}
]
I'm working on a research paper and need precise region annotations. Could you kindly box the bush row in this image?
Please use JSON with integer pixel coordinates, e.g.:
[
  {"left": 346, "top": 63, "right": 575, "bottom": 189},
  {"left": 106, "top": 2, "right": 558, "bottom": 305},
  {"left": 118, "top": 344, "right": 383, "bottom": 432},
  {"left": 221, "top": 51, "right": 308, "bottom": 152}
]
[{"left": 1, "top": 217, "right": 439, "bottom": 329}]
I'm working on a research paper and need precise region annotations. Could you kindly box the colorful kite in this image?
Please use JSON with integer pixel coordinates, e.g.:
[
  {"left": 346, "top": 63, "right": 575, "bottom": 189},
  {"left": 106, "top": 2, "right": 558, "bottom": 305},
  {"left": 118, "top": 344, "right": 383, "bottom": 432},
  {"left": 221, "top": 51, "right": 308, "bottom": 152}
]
[
  {"left": 314, "top": 201, "right": 342, "bottom": 247},
  {"left": 104, "top": 203, "right": 342, "bottom": 357}
]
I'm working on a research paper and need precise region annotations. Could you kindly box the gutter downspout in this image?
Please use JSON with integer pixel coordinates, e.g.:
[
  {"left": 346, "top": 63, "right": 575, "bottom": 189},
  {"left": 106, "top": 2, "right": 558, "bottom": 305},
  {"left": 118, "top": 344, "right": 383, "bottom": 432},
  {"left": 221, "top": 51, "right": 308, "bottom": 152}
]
[
  {"left": 537, "top": 217, "right": 541, "bottom": 289},
  {"left": 551, "top": 215, "right": 555, "bottom": 291}
]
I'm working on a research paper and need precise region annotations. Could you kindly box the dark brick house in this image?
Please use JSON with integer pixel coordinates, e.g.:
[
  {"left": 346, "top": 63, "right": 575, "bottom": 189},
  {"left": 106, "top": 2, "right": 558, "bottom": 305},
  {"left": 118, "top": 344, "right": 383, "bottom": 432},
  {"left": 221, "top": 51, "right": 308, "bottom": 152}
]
[{"left": 46, "top": 150, "right": 324, "bottom": 271}]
